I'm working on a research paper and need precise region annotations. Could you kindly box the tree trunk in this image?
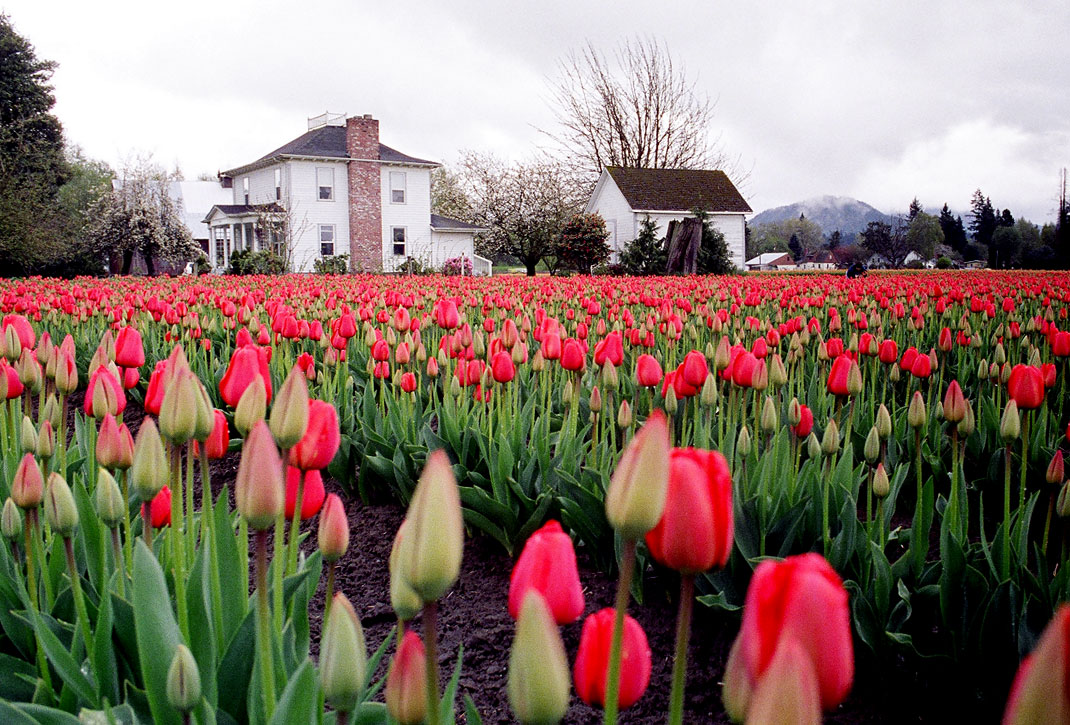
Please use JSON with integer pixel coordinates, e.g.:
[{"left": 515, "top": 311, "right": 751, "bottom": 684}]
[
  {"left": 121, "top": 250, "right": 133, "bottom": 275},
  {"left": 525, "top": 259, "right": 538, "bottom": 276},
  {"left": 144, "top": 251, "right": 155, "bottom": 276}
]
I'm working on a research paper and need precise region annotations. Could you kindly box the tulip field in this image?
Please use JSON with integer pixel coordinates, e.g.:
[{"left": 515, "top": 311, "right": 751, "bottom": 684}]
[{"left": 0, "top": 269, "right": 1070, "bottom": 723}]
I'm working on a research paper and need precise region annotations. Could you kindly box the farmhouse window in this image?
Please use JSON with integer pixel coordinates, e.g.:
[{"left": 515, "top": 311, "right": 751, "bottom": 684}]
[
  {"left": 390, "top": 172, "right": 406, "bottom": 204},
  {"left": 392, "top": 227, "right": 406, "bottom": 256},
  {"left": 242, "top": 177, "right": 249, "bottom": 205},
  {"left": 317, "top": 167, "right": 334, "bottom": 200},
  {"left": 320, "top": 225, "right": 335, "bottom": 256},
  {"left": 274, "top": 168, "right": 282, "bottom": 200}
]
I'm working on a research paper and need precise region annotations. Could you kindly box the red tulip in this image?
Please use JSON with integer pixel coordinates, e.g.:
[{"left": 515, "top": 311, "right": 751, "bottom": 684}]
[
  {"left": 122, "top": 366, "right": 140, "bottom": 390},
  {"left": 878, "top": 339, "right": 898, "bottom": 365},
  {"left": 573, "top": 608, "right": 651, "bottom": 710},
  {"left": 296, "top": 352, "right": 315, "bottom": 380},
  {"left": 738, "top": 553, "right": 853, "bottom": 710},
  {"left": 826, "top": 356, "right": 851, "bottom": 396},
  {"left": 386, "top": 630, "right": 428, "bottom": 725},
  {"left": 910, "top": 352, "right": 932, "bottom": 379},
  {"left": 202, "top": 410, "right": 229, "bottom": 459},
  {"left": 681, "top": 350, "right": 709, "bottom": 388},
  {"left": 142, "top": 486, "right": 172, "bottom": 528},
  {"left": 0, "top": 360, "right": 23, "bottom": 399},
  {"left": 84, "top": 367, "right": 125, "bottom": 418},
  {"left": 635, "top": 354, "right": 663, "bottom": 388},
  {"left": 793, "top": 404, "right": 814, "bottom": 438},
  {"left": 508, "top": 520, "right": 584, "bottom": 625},
  {"left": 541, "top": 332, "right": 561, "bottom": 360},
  {"left": 899, "top": 347, "right": 919, "bottom": 372},
  {"left": 645, "top": 448, "right": 733, "bottom": 574},
  {"left": 1008, "top": 364, "right": 1045, "bottom": 410},
  {"left": 1043, "top": 362, "right": 1057, "bottom": 388},
  {"left": 731, "top": 351, "right": 759, "bottom": 388},
  {"left": 594, "top": 331, "right": 624, "bottom": 367},
  {"left": 114, "top": 326, "right": 145, "bottom": 368},
  {"left": 560, "top": 339, "right": 585, "bottom": 372},
  {"left": 289, "top": 399, "right": 340, "bottom": 470},
  {"left": 2, "top": 314, "right": 34, "bottom": 350},
  {"left": 219, "top": 345, "right": 272, "bottom": 407},
  {"left": 284, "top": 466, "right": 326, "bottom": 520},
  {"left": 400, "top": 372, "right": 417, "bottom": 393},
  {"left": 1053, "top": 331, "right": 1070, "bottom": 358},
  {"left": 1002, "top": 605, "right": 1070, "bottom": 724},
  {"left": 491, "top": 351, "right": 515, "bottom": 383}
]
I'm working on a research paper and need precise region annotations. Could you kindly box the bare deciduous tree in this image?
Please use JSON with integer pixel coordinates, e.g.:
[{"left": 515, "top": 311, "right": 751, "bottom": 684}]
[{"left": 543, "top": 36, "right": 736, "bottom": 180}]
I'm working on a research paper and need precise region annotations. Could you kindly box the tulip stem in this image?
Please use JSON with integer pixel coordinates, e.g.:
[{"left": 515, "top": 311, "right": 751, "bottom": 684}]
[
  {"left": 110, "top": 526, "right": 125, "bottom": 597},
  {"left": 1004, "top": 445, "right": 1012, "bottom": 581},
  {"left": 603, "top": 539, "right": 637, "bottom": 725},
  {"left": 287, "top": 470, "right": 306, "bottom": 576},
  {"left": 254, "top": 529, "right": 276, "bottom": 720},
  {"left": 63, "top": 536, "right": 94, "bottom": 658},
  {"left": 423, "top": 600, "right": 441, "bottom": 725},
  {"left": 23, "top": 511, "right": 51, "bottom": 691},
  {"left": 668, "top": 574, "right": 694, "bottom": 725},
  {"left": 1019, "top": 413, "right": 1030, "bottom": 515},
  {"left": 324, "top": 560, "right": 335, "bottom": 624},
  {"left": 120, "top": 470, "right": 133, "bottom": 572}
]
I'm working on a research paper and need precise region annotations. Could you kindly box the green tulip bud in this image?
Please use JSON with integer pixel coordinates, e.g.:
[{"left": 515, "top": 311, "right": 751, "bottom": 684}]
[
  {"left": 389, "top": 520, "right": 422, "bottom": 622},
  {"left": 320, "top": 593, "right": 367, "bottom": 714},
  {"left": 158, "top": 368, "right": 199, "bottom": 444},
  {"left": 166, "top": 644, "right": 201, "bottom": 714},
  {"left": 760, "top": 396, "right": 778, "bottom": 433},
  {"left": 131, "top": 419, "right": 169, "bottom": 503},
  {"left": 234, "top": 421, "right": 284, "bottom": 531},
  {"left": 700, "top": 375, "right": 718, "bottom": 407},
  {"left": 737, "top": 426, "right": 752, "bottom": 458},
  {"left": 508, "top": 591, "right": 570, "bottom": 725},
  {"left": 605, "top": 410, "right": 670, "bottom": 540},
  {"left": 959, "top": 400, "right": 976, "bottom": 437},
  {"left": 876, "top": 404, "right": 892, "bottom": 439},
  {"left": 41, "top": 394, "right": 60, "bottom": 433},
  {"left": 269, "top": 365, "right": 310, "bottom": 449},
  {"left": 44, "top": 473, "right": 78, "bottom": 538},
  {"left": 2, "top": 498, "right": 22, "bottom": 541},
  {"left": 993, "top": 342, "right": 1006, "bottom": 366},
  {"left": 601, "top": 361, "right": 619, "bottom": 390},
  {"left": 20, "top": 416, "right": 36, "bottom": 455},
  {"left": 617, "top": 399, "right": 633, "bottom": 429},
  {"left": 846, "top": 360, "right": 863, "bottom": 396},
  {"left": 787, "top": 398, "right": 802, "bottom": 428},
  {"left": 821, "top": 420, "right": 840, "bottom": 456},
  {"left": 588, "top": 386, "right": 602, "bottom": 414},
  {"left": 872, "top": 463, "right": 890, "bottom": 499},
  {"left": 864, "top": 427, "right": 881, "bottom": 464},
  {"left": 807, "top": 432, "right": 822, "bottom": 460},
  {"left": 396, "top": 450, "right": 463, "bottom": 603},
  {"left": 1057, "top": 481, "right": 1070, "bottom": 518},
  {"left": 664, "top": 385, "right": 678, "bottom": 415},
  {"left": 768, "top": 354, "right": 788, "bottom": 388},
  {"left": 889, "top": 364, "right": 901, "bottom": 383},
  {"left": 95, "top": 469, "right": 126, "bottom": 527},
  {"left": 192, "top": 379, "right": 215, "bottom": 442},
  {"left": 1000, "top": 400, "right": 1021, "bottom": 443},
  {"left": 234, "top": 376, "right": 267, "bottom": 438},
  {"left": 907, "top": 391, "right": 927, "bottom": 429},
  {"left": 752, "top": 362, "right": 769, "bottom": 392},
  {"left": 721, "top": 634, "right": 751, "bottom": 722}
]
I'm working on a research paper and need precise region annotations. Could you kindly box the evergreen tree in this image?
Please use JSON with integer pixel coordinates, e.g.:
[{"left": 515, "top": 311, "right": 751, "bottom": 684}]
[
  {"left": 828, "top": 229, "right": 842, "bottom": 250},
  {"left": 938, "top": 204, "right": 967, "bottom": 252},
  {"left": 969, "top": 189, "right": 998, "bottom": 247},
  {"left": 618, "top": 216, "right": 666, "bottom": 275},
  {"left": 788, "top": 233, "right": 803, "bottom": 261},
  {"left": 694, "top": 209, "right": 735, "bottom": 274},
  {"left": 908, "top": 197, "right": 923, "bottom": 221},
  {"left": 999, "top": 209, "right": 1015, "bottom": 227}
]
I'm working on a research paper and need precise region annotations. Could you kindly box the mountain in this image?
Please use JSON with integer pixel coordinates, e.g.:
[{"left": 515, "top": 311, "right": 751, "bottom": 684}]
[{"left": 751, "top": 196, "right": 892, "bottom": 240}]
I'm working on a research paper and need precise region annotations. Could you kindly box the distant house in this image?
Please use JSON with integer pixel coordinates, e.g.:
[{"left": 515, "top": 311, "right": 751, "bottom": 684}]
[
  {"left": 798, "top": 250, "right": 837, "bottom": 270},
  {"left": 745, "top": 252, "right": 797, "bottom": 271},
  {"left": 206, "top": 112, "right": 488, "bottom": 273},
  {"left": 584, "top": 167, "right": 751, "bottom": 269}
]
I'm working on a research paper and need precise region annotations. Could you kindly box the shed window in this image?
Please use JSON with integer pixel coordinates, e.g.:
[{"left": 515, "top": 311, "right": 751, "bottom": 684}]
[
  {"left": 317, "top": 167, "right": 334, "bottom": 200},
  {"left": 392, "top": 227, "right": 406, "bottom": 256}
]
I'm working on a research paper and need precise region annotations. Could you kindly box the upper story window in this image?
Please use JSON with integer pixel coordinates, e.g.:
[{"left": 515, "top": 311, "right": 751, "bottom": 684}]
[
  {"left": 317, "top": 167, "right": 334, "bottom": 201},
  {"left": 274, "top": 168, "right": 282, "bottom": 201},
  {"left": 242, "top": 177, "right": 250, "bottom": 205},
  {"left": 390, "top": 171, "right": 406, "bottom": 204}
]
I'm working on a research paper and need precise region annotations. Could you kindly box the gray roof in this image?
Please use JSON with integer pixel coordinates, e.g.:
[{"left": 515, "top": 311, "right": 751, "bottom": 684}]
[
  {"left": 203, "top": 203, "right": 285, "bottom": 222},
  {"left": 430, "top": 214, "right": 483, "bottom": 231},
  {"left": 605, "top": 167, "right": 752, "bottom": 214},
  {"left": 252, "top": 125, "right": 436, "bottom": 166}
]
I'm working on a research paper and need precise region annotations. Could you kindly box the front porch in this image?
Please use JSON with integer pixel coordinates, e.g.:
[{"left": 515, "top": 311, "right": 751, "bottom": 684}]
[{"left": 203, "top": 204, "right": 286, "bottom": 270}]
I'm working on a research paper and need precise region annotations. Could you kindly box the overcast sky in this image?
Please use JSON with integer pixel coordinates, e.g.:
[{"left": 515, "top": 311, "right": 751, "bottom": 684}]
[{"left": 6, "top": 0, "right": 1069, "bottom": 222}]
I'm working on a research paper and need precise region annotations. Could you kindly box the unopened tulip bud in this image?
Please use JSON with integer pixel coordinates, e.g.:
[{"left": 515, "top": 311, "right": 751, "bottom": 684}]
[
  {"left": 864, "top": 427, "right": 880, "bottom": 464},
  {"left": 318, "top": 493, "right": 348, "bottom": 562},
  {"left": 601, "top": 361, "right": 618, "bottom": 390},
  {"left": 664, "top": 385, "right": 678, "bottom": 414},
  {"left": 386, "top": 631, "right": 428, "bottom": 725},
  {"left": 807, "top": 432, "right": 822, "bottom": 460},
  {"left": 942, "top": 381, "right": 966, "bottom": 425},
  {"left": 44, "top": 473, "right": 78, "bottom": 537},
  {"left": 1001, "top": 401, "right": 1021, "bottom": 443},
  {"left": 873, "top": 464, "right": 890, "bottom": 499},
  {"left": 745, "top": 637, "right": 822, "bottom": 725},
  {"left": 269, "top": 366, "right": 310, "bottom": 448},
  {"left": 617, "top": 400, "right": 632, "bottom": 429},
  {"left": 769, "top": 354, "right": 788, "bottom": 387},
  {"left": 821, "top": 420, "right": 840, "bottom": 456},
  {"left": 589, "top": 386, "right": 602, "bottom": 414},
  {"left": 605, "top": 410, "right": 670, "bottom": 540},
  {"left": 234, "top": 421, "right": 284, "bottom": 531},
  {"left": 846, "top": 360, "right": 863, "bottom": 396},
  {"left": 876, "top": 404, "right": 892, "bottom": 439},
  {"left": 95, "top": 469, "right": 125, "bottom": 527},
  {"left": 390, "top": 521, "right": 422, "bottom": 621},
  {"left": 908, "top": 391, "right": 927, "bottom": 429},
  {"left": 20, "top": 416, "right": 36, "bottom": 455},
  {"left": 191, "top": 380, "right": 215, "bottom": 442},
  {"left": 1, "top": 498, "right": 21, "bottom": 541},
  {"left": 700, "top": 375, "right": 717, "bottom": 406},
  {"left": 721, "top": 634, "right": 751, "bottom": 722},
  {"left": 36, "top": 419, "right": 55, "bottom": 459},
  {"left": 737, "top": 426, "right": 752, "bottom": 458},
  {"left": 787, "top": 398, "right": 802, "bottom": 428},
  {"left": 3, "top": 326, "right": 21, "bottom": 361},
  {"left": 760, "top": 396, "right": 778, "bottom": 433},
  {"left": 508, "top": 591, "right": 570, "bottom": 725},
  {"left": 889, "top": 364, "right": 901, "bottom": 383},
  {"left": 166, "top": 644, "right": 201, "bottom": 714},
  {"left": 752, "top": 363, "right": 769, "bottom": 392},
  {"left": 993, "top": 342, "right": 1006, "bottom": 366},
  {"left": 320, "top": 593, "right": 367, "bottom": 713},
  {"left": 397, "top": 450, "right": 463, "bottom": 603},
  {"left": 158, "top": 370, "right": 197, "bottom": 444},
  {"left": 1058, "top": 482, "right": 1070, "bottom": 518},
  {"left": 959, "top": 400, "right": 976, "bottom": 437},
  {"left": 561, "top": 380, "right": 573, "bottom": 406},
  {"left": 234, "top": 375, "right": 267, "bottom": 437},
  {"left": 131, "top": 419, "right": 169, "bottom": 502},
  {"left": 714, "top": 337, "right": 731, "bottom": 371},
  {"left": 12, "top": 453, "right": 43, "bottom": 509},
  {"left": 1047, "top": 451, "right": 1065, "bottom": 486}
]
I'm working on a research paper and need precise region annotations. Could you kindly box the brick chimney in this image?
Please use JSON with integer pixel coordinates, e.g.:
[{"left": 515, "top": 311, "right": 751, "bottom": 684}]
[{"left": 346, "top": 114, "right": 382, "bottom": 272}]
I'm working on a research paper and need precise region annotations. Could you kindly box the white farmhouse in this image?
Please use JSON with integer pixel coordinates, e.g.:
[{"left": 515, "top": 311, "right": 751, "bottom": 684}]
[
  {"left": 584, "top": 167, "right": 751, "bottom": 269},
  {"left": 205, "top": 113, "right": 487, "bottom": 274}
]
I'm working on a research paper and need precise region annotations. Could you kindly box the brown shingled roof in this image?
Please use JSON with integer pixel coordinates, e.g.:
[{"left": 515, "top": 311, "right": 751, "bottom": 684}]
[{"left": 605, "top": 167, "right": 751, "bottom": 214}]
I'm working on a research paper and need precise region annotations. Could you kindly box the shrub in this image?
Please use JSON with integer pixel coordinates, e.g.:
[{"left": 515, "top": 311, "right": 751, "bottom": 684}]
[
  {"left": 228, "top": 249, "right": 287, "bottom": 275},
  {"left": 618, "top": 217, "right": 667, "bottom": 276},
  {"left": 314, "top": 254, "right": 350, "bottom": 274},
  {"left": 442, "top": 256, "right": 473, "bottom": 276},
  {"left": 936, "top": 256, "right": 954, "bottom": 269},
  {"left": 555, "top": 213, "right": 610, "bottom": 272}
]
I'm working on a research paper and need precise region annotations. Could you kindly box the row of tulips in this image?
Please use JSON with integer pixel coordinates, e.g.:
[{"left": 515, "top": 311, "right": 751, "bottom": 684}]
[{"left": 4, "top": 270, "right": 1070, "bottom": 712}]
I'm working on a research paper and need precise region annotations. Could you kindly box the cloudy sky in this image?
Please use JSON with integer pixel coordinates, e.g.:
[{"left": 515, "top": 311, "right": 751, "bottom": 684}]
[{"left": 6, "top": 0, "right": 1069, "bottom": 222}]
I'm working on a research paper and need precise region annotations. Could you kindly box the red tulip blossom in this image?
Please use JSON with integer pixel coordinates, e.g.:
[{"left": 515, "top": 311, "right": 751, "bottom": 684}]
[
  {"left": 142, "top": 486, "right": 172, "bottom": 528},
  {"left": 878, "top": 339, "right": 898, "bottom": 364},
  {"left": 219, "top": 345, "right": 272, "bottom": 407},
  {"left": 645, "top": 448, "right": 733, "bottom": 574},
  {"left": 793, "top": 405, "right": 814, "bottom": 438},
  {"left": 491, "top": 351, "right": 515, "bottom": 383},
  {"left": 827, "top": 356, "right": 852, "bottom": 397},
  {"left": 1008, "top": 364, "right": 1045, "bottom": 410},
  {"left": 400, "top": 372, "right": 417, "bottom": 393},
  {"left": 508, "top": 520, "right": 584, "bottom": 625},
  {"left": 1053, "top": 330, "right": 1070, "bottom": 358},
  {"left": 635, "top": 354, "right": 663, "bottom": 388},
  {"left": 738, "top": 553, "right": 853, "bottom": 710},
  {"left": 574, "top": 608, "right": 651, "bottom": 710},
  {"left": 114, "top": 326, "right": 145, "bottom": 369},
  {"left": 560, "top": 339, "right": 585, "bottom": 372},
  {"left": 681, "top": 350, "right": 709, "bottom": 388},
  {"left": 284, "top": 466, "right": 326, "bottom": 520},
  {"left": 84, "top": 367, "right": 125, "bottom": 418},
  {"left": 289, "top": 399, "right": 341, "bottom": 470}
]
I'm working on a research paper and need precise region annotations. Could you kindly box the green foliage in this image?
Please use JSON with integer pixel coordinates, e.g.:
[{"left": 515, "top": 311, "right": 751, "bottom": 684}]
[
  {"left": 693, "top": 209, "right": 736, "bottom": 274},
  {"left": 935, "top": 256, "right": 954, "bottom": 269},
  {"left": 228, "top": 249, "right": 287, "bottom": 275},
  {"left": 313, "top": 254, "right": 349, "bottom": 274},
  {"left": 904, "top": 211, "right": 944, "bottom": 261},
  {"left": 554, "top": 213, "right": 610, "bottom": 272},
  {"left": 617, "top": 217, "right": 666, "bottom": 275}
]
